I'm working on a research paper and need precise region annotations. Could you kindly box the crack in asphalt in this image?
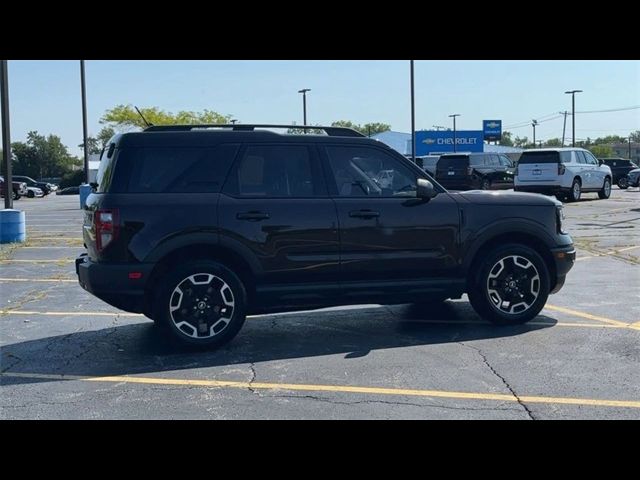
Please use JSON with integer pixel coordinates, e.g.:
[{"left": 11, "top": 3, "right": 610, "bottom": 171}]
[
  {"left": 267, "top": 394, "right": 521, "bottom": 414},
  {"left": 459, "top": 342, "right": 536, "bottom": 420},
  {"left": 247, "top": 363, "right": 257, "bottom": 394}
]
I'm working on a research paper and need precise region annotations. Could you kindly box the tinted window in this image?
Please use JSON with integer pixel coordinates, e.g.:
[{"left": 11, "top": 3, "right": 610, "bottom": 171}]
[
  {"left": 499, "top": 155, "right": 513, "bottom": 167},
  {"left": 438, "top": 155, "right": 470, "bottom": 168},
  {"left": 96, "top": 143, "right": 118, "bottom": 193},
  {"left": 583, "top": 151, "right": 599, "bottom": 165},
  {"left": 518, "top": 152, "right": 560, "bottom": 164},
  {"left": 560, "top": 151, "right": 572, "bottom": 163},
  {"left": 117, "top": 145, "right": 239, "bottom": 193},
  {"left": 575, "top": 151, "right": 587, "bottom": 164},
  {"left": 326, "top": 146, "right": 417, "bottom": 197},
  {"left": 225, "top": 145, "right": 318, "bottom": 198}
]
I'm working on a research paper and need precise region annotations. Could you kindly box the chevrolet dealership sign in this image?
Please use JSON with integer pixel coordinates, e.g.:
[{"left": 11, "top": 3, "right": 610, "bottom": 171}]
[
  {"left": 483, "top": 120, "right": 502, "bottom": 142},
  {"left": 416, "top": 130, "right": 484, "bottom": 155}
]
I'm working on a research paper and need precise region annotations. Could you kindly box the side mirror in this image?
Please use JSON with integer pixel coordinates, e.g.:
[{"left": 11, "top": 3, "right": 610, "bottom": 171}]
[
  {"left": 417, "top": 178, "right": 437, "bottom": 199},
  {"left": 598, "top": 159, "right": 603, "bottom": 166}
]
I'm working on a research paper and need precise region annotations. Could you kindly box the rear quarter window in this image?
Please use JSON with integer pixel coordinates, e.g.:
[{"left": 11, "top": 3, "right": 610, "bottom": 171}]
[
  {"left": 438, "top": 155, "right": 469, "bottom": 168},
  {"left": 112, "top": 144, "right": 239, "bottom": 193}
]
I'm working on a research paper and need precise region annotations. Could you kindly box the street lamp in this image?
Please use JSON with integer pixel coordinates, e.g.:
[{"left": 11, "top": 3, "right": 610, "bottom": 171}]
[
  {"left": 1, "top": 60, "right": 12, "bottom": 209},
  {"left": 80, "top": 60, "right": 89, "bottom": 184},
  {"left": 531, "top": 119, "right": 538, "bottom": 147},
  {"left": 565, "top": 90, "right": 583, "bottom": 147},
  {"left": 449, "top": 114, "right": 461, "bottom": 152},
  {"left": 229, "top": 119, "right": 238, "bottom": 124},
  {"left": 298, "top": 89, "right": 311, "bottom": 126}
]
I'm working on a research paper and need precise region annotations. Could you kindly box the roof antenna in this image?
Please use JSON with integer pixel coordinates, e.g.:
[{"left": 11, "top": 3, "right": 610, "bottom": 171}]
[{"left": 134, "top": 106, "right": 153, "bottom": 127}]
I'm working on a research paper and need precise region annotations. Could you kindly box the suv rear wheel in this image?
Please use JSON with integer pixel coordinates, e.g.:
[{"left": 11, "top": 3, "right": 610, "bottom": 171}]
[
  {"left": 568, "top": 178, "right": 581, "bottom": 202},
  {"left": 598, "top": 177, "right": 612, "bottom": 199},
  {"left": 481, "top": 178, "right": 491, "bottom": 190},
  {"left": 154, "top": 260, "right": 247, "bottom": 348},
  {"left": 468, "top": 244, "right": 550, "bottom": 325}
]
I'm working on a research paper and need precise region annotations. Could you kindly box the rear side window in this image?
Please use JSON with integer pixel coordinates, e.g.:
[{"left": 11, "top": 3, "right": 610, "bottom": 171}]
[
  {"left": 96, "top": 143, "right": 117, "bottom": 193},
  {"left": 518, "top": 152, "right": 560, "bottom": 164},
  {"left": 575, "top": 151, "right": 587, "bottom": 164},
  {"left": 224, "top": 145, "right": 321, "bottom": 197},
  {"left": 114, "top": 145, "right": 239, "bottom": 193}
]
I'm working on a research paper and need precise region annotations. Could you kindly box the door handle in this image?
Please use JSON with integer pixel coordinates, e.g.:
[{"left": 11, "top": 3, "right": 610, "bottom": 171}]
[
  {"left": 349, "top": 210, "right": 380, "bottom": 219},
  {"left": 237, "top": 211, "right": 270, "bottom": 221}
]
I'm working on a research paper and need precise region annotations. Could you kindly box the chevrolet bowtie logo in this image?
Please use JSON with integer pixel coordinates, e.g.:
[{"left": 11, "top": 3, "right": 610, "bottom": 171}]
[
  {"left": 486, "top": 122, "right": 500, "bottom": 129},
  {"left": 423, "top": 138, "right": 436, "bottom": 144}
]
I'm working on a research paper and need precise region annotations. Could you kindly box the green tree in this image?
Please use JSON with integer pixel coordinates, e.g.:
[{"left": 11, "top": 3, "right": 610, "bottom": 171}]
[
  {"left": 629, "top": 130, "right": 640, "bottom": 142},
  {"left": 12, "top": 131, "right": 80, "bottom": 179},
  {"left": 79, "top": 126, "right": 117, "bottom": 155},
  {"left": 588, "top": 145, "right": 614, "bottom": 157},
  {"left": 101, "top": 104, "right": 232, "bottom": 130},
  {"left": 331, "top": 120, "right": 391, "bottom": 136},
  {"left": 500, "top": 131, "right": 513, "bottom": 146},
  {"left": 514, "top": 135, "right": 530, "bottom": 148},
  {"left": 544, "top": 138, "right": 562, "bottom": 147}
]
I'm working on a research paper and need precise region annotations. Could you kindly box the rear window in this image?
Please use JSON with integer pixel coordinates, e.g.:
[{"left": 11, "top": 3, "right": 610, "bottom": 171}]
[
  {"left": 109, "top": 145, "right": 239, "bottom": 193},
  {"left": 519, "top": 151, "right": 562, "bottom": 164},
  {"left": 438, "top": 155, "right": 469, "bottom": 168}
]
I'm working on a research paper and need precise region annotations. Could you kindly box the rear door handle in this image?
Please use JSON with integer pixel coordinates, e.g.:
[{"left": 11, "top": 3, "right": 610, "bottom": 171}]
[
  {"left": 349, "top": 210, "right": 380, "bottom": 219},
  {"left": 237, "top": 211, "right": 270, "bottom": 221}
]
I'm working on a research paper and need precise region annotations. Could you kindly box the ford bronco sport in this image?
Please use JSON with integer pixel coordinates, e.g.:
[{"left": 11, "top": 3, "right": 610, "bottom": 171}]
[{"left": 77, "top": 124, "right": 576, "bottom": 347}]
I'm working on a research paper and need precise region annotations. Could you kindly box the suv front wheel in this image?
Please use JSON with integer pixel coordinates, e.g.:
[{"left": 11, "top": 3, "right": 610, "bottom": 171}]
[
  {"left": 154, "top": 260, "right": 247, "bottom": 348},
  {"left": 618, "top": 176, "right": 629, "bottom": 189},
  {"left": 468, "top": 244, "right": 550, "bottom": 325}
]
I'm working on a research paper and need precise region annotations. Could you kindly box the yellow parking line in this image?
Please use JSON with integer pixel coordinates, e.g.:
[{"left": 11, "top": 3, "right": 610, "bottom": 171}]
[
  {"left": 575, "top": 245, "right": 640, "bottom": 261},
  {"left": 0, "top": 259, "right": 75, "bottom": 264},
  {"left": 2, "top": 371, "right": 640, "bottom": 409},
  {"left": 544, "top": 304, "right": 631, "bottom": 328},
  {"left": 0, "top": 278, "right": 76, "bottom": 283},
  {"left": 0, "top": 308, "right": 632, "bottom": 330},
  {"left": 616, "top": 245, "right": 640, "bottom": 253},
  {"left": 0, "top": 310, "right": 143, "bottom": 317}
]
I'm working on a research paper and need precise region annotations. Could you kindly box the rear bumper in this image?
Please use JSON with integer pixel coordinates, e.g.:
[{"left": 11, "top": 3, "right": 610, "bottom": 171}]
[
  {"left": 76, "top": 254, "right": 154, "bottom": 313},
  {"left": 549, "top": 245, "right": 576, "bottom": 294},
  {"left": 514, "top": 185, "right": 570, "bottom": 196}
]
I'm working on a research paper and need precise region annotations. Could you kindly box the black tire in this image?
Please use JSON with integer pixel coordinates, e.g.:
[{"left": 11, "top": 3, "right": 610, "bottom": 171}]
[
  {"left": 617, "top": 176, "right": 629, "bottom": 189},
  {"left": 598, "top": 177, "right": 612, "bottom": 199},
  {"left": 568, "top": 178, "right": 581, "bottom": 202},
  {"left": 154, "top": 260, "right": 247, "bottom": 348},
  {"left": 481, "top": 178, "right": 491, "bottom": 190},
  {"left": 27, "top": 190, "right": 35, "bottom": 198},
  {"left": 468, "top": 244, "right": 550, "bottom": 326}
]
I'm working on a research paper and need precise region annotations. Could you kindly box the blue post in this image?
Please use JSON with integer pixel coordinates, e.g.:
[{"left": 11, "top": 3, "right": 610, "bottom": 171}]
[
  {"left": 79, "top": 184, "right": 92, "bottom": 209},
  {"left": 0, "top": 209, "right": 26, "bottom": 243}
]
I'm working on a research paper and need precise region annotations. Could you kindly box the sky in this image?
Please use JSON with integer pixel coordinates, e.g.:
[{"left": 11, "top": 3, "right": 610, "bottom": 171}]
[{"left": 2, "top": 60, "right": 639, "bottom": 156}]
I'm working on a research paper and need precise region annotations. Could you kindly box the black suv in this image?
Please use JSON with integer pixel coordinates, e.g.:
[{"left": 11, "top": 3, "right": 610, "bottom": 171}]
[
  {"left": 435, "top": 153, "right": 515, "bottom": 191},
  {"left": 600, "top": 158, "right": 638, "bottom": 189},
  {"left": 76, "top": 124, "right": 575, "bottom": 348}
]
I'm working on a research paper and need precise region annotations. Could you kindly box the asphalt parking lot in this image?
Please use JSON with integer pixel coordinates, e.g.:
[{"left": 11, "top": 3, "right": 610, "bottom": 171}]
[{"left": 1, "top": 188, "right": 639, "bottom": 419}]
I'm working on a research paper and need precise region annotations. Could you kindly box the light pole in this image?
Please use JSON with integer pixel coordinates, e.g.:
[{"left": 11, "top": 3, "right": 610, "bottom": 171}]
[
  {"left": 410, "top": 60, "right": 415, "bottom": 163},
  {"left": 80, "top": 60, "right": 89, "bottom": 184},
  {"left": 1, "top": 60, "right": 12, "bottom": 209},
  {"left": 532, "top": 119, "right": 538, "bottom": 147},
  {"left": 629, "top": 135, "right": 632, "bottom": 159},
  {"left": 230, "top": 119, "right": 238, "bottom": 125},
  {"left": 565, "top": 90, "right": 582, "bottom": 147},
  {"left": 298, "top": 89, "right": 310, "bottom": 126},
  {"left": 449, "top": 114, "right": 460, "bottom": 152},
  {"left": 560, "top": 111, "right": 569, "bottom": 146}
]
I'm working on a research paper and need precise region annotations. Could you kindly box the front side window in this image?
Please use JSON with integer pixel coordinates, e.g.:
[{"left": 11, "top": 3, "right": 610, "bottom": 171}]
[
  {"left": 225, "top": 145, "right": 319, "bottom": 198},
  {"left": 325, "top": 146, "right": 417, "bottom": 197}
]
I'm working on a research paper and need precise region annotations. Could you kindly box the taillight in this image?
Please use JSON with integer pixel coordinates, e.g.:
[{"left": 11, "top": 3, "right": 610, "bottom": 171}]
[
  {"left": 558, "top": 163, "right": 566, "bottom": 175},
  {"left": 95, "top": 209, "right": 119, "bottom": 252}
]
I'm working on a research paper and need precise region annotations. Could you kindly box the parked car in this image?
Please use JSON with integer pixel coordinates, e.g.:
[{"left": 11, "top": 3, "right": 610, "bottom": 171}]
[
  {"left": 599, "top": 158, "right": 638, "bottom": 189},
  {"left": 26, "top": 186, "right": 44, "bottom": 198},
  {"left": 415, "top": 155, "right": 441, "bottom": 177},
  {"left": 12, "top": 175, "right": 52, "bottom": 195},
  {"left": 435, "top": 152, "right": 515, "bottom": 191},
  {"left": 56, "top": 186, "right": 80, "bottom": 195},
  {"left": 514, "top": 148, "right": 612, "bottom": 202},
  {"left": 76, "top": 124, "right": 575, "bottom": 348},
  {"left": 627, "top": 168, "right": 640, "bottom": 188},
  {"left": 0, "top": 176, "right": 27, "bottom": 200}
]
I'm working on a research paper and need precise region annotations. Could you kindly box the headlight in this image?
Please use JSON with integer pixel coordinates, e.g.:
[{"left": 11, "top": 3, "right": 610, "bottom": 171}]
[{"left": 556, "top": 206, "right": 567, "bottom": 234}]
